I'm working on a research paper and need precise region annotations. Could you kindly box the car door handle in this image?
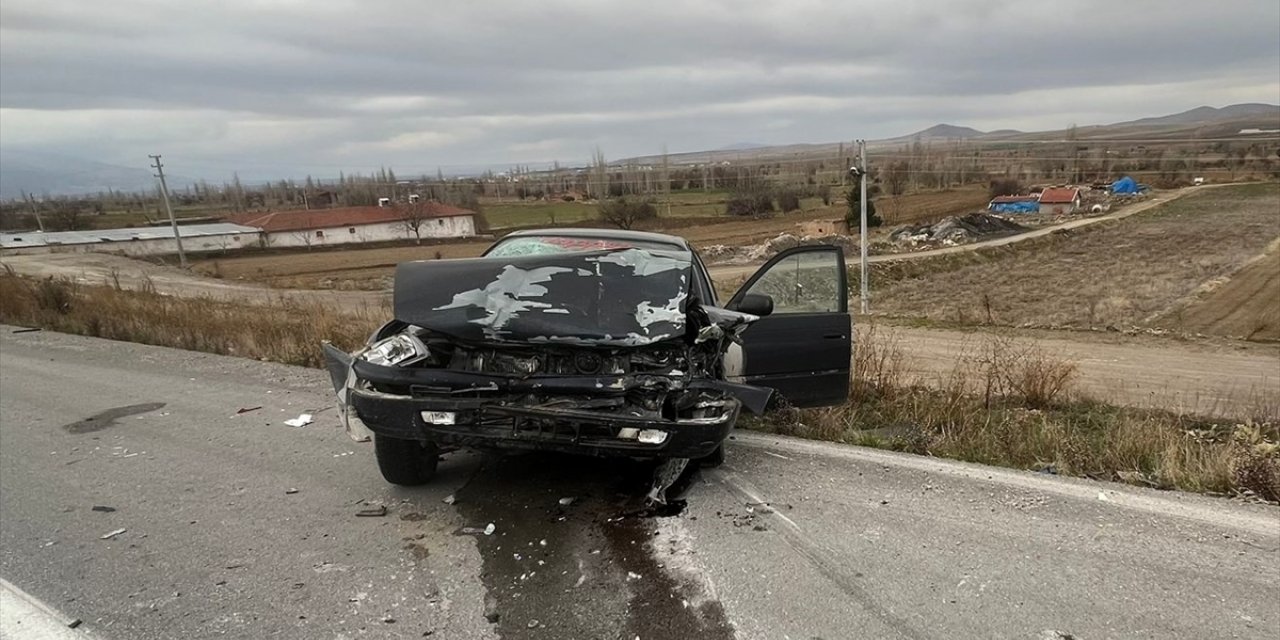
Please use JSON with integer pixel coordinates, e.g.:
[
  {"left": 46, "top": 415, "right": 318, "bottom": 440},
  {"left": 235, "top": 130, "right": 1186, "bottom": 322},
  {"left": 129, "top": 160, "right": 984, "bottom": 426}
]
[{"left": 823, "top": 333, "right": 845, "bottom": 339}]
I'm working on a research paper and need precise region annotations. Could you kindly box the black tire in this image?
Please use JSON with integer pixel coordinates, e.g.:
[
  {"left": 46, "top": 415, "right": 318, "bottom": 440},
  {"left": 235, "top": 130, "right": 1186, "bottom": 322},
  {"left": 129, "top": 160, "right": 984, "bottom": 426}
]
[
  {"left": 373, "top": 435, "right": 439, "bottom": 486},
  {"left": 698, "top": 443, "right": 726, "bottom": 468}
]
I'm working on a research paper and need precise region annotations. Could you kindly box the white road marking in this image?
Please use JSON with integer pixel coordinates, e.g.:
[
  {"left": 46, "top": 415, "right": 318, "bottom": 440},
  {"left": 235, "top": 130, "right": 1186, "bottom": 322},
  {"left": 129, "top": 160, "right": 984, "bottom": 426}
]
[{"left": 0, "top": 578, "right": 93, "bottom": 639}]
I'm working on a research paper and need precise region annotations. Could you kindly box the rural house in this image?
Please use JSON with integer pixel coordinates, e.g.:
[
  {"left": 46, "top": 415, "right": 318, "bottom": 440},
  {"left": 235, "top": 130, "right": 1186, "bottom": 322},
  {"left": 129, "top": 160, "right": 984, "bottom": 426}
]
[
  {"left": 227, "top": 203, "right": 476, "bottom": 249},
  {"left": 0, "top": 223, "right": 260, "bottom": 257},
  {"left": 988, "top": 195, "right": 1040, "bottom": 214},
  {"left": 1037, "top": 187, "right": 1082, "bottom": 215}
]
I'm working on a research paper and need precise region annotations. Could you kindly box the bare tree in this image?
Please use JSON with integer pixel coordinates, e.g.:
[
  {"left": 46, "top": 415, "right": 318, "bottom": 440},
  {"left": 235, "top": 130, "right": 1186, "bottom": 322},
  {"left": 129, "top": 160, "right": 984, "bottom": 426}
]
[
  {"left": 883, "top": 160, "right": 910, "bottom": 196},
  {"left": 598, "top": 198, "right": 656, "bottom": 230},
  {"left": 291, "top": 230, "right": 317, "bottom": 250},
  {"left": 398, "top": 202, "right": 431, "bottom": 244}
]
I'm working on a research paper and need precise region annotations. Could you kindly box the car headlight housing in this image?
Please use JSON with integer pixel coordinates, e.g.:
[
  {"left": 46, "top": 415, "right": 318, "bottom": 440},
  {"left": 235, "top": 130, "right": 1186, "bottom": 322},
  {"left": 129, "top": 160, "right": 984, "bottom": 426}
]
[{"left": 362, "top": 333, "right": 429, "bottom": 367}]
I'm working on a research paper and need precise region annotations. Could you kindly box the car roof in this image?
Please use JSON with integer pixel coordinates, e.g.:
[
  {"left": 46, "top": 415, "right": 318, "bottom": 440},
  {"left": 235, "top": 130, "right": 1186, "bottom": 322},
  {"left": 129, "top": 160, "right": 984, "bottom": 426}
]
[{"left": 499, "top": 227, "right": 691, "bottom": 250}]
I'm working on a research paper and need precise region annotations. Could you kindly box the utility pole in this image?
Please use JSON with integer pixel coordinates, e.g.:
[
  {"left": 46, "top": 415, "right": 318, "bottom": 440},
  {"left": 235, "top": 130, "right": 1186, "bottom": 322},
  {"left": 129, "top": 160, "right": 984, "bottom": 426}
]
[
  {"left": 858, "top": 139, "right": 869, "bottom": 314},
  {"left": 22, "top": 191, "right": 46, "bottom": 232},
  {"left": 149, "top": 154, "right": 188, "bottom": 268}
]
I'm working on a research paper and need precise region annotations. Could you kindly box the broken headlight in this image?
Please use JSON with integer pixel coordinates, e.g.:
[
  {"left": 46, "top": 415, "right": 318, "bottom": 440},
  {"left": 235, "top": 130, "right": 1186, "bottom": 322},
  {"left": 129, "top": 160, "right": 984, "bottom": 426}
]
[{"left": 362, "top": 333, "right": 429, "bottom": 367}]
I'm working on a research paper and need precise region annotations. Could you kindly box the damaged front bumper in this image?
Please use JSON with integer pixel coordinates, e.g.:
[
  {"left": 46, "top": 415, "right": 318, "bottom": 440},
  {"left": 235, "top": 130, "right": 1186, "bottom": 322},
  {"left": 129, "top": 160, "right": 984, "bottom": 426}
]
[{"left": 323, "top": 343, "right": 767, "bottom": 459}]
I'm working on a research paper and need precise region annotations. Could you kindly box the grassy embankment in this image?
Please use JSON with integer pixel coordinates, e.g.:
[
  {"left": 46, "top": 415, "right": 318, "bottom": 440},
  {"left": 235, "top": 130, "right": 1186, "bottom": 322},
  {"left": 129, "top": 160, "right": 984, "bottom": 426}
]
[{"left": 2, "top": 272, "right": 1275, "bottom": 501}]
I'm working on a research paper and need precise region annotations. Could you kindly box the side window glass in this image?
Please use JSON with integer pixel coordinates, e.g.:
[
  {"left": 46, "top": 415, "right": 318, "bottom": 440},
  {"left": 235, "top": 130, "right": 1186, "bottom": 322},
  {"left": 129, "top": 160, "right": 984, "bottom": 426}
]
[{"left": 743, "top": 249, "right": 841, "bottom": 314}]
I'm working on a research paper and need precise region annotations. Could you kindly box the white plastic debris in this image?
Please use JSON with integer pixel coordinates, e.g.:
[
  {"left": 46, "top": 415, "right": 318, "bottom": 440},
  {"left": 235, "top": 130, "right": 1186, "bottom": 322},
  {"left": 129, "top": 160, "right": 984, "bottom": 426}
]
[
  {"left": 283, "top": 414, "right": 314, "bottom": 428},
  {"left": 1097, "top": 492, "right": 1110, "bottom": 502},
  {"left": 443, "top": 494, "right": 456, "bottom": 505},
  {"left": 626, "top": 571, "right": 642, "bottom": 581},
  {"left": 100, "top": 528, "right": 126, "bottom": 540},
  {"left": 484, "top": 523, "right": 496, "bottom": 536},
  {"left": 558, "top": 497, "right": 576, "bottom": 506}
]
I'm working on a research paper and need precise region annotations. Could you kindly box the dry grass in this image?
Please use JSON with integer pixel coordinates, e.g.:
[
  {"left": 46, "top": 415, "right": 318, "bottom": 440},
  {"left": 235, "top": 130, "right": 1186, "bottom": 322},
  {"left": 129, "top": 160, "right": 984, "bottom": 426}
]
[
  {"left": 0, "top": 274, "right": 381, "bottom": 367},
  {"left": 867, "top": 183, "right": 1280, "bottom": 332},
  {"left": 191, "top": 240, "right": 492, "bottom": 290},
  {"left": 748, "top": 322, "right": 1279, "bottom": 501},
  {"left": 4, "top": 273, "right": 1275, "bottom": 501}
]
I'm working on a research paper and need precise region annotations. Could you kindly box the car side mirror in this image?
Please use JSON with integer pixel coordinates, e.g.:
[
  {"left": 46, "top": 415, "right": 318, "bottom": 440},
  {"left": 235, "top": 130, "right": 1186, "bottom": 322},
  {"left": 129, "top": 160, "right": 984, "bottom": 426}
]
[{"left": 734, "top": 292, "right": 774, "bottom": 317}]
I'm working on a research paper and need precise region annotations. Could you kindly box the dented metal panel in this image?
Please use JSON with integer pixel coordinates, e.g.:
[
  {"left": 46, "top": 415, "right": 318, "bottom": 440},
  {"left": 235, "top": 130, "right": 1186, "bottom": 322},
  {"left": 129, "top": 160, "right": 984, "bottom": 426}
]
[{"left": 393, "top": 248, "right": 693, "bottom": 346}]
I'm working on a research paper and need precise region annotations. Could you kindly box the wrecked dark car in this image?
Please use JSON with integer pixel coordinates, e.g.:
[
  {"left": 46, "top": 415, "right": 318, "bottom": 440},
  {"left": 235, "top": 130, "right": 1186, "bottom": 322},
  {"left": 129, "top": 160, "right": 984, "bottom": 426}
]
[{"left": 323, "top": 229, "right": 850, "bottom": 490}]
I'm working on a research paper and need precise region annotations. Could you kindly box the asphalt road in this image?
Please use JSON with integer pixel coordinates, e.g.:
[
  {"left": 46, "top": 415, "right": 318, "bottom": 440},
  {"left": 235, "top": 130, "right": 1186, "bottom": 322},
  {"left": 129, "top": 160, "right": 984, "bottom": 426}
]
[{"left": 2, "top": 329, "right": 1278, "bottom": 639}]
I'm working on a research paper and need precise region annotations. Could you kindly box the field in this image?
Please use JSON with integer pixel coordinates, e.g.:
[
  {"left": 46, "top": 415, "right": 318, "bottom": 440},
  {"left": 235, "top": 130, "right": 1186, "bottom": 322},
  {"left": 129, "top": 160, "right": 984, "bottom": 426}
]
[
  {"left": 1160, "top": 241, "right": 1280, "bottom": 340},
  {"left": 867, "top": 183, "right": 1280, "bottom": 338},
  {"left": 192, "top": 185, "right": 990, "bottom": 289},
  {"left": 194, "top": 240, "right": 493, "bottom": 289}
]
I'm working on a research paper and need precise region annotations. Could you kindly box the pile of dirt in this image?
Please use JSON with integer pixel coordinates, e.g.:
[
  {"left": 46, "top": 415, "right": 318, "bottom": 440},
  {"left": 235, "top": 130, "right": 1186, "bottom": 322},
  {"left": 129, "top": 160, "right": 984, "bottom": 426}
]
[
  {"left": 701, "top": 233, "right": 857, "bottom": 265},
  {"left": 889, "top": 213, "right": 1027, "bottom": 247}
]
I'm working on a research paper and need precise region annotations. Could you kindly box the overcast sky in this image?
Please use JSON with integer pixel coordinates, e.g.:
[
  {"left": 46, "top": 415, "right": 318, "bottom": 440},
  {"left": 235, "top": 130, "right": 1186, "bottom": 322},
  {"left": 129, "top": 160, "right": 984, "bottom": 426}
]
[{"left": 2, "top": 0, "right": 1278, "bottom": 180}]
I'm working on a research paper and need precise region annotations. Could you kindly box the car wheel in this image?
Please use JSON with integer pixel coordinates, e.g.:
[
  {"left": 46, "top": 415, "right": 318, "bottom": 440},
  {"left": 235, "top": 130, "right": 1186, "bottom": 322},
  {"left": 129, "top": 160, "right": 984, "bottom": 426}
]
[
  {"left": 373, "top": 435, "right": 439, "bottom": 485},
  {"left": 698, "top": 444, "right": 725, "bottom": 468}
]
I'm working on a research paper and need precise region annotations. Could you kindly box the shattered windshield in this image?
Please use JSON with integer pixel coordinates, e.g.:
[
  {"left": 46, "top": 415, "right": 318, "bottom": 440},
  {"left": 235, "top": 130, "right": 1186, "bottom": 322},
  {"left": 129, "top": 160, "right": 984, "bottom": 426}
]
[{"left": 486, "top": 235, "right": 681, "bottom": 257}]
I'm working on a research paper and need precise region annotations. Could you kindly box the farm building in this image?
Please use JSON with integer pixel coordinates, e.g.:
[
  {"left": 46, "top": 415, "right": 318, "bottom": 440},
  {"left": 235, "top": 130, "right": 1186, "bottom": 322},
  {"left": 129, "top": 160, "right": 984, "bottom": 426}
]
[
  {"left": 988, "top": 195, "right": 1040, "bottom": 214},
  {"left": 0, "top": 223, "right": 260, "bottom": 257},
  {"left": 797, "top": 219, "right": 850, "bottom": 236},
  {"left": 1037, "top": 188, "right": 1081, "bottom": 215},
  {"left": 227, "top": 204, "right": 476, "bottom": 249}
]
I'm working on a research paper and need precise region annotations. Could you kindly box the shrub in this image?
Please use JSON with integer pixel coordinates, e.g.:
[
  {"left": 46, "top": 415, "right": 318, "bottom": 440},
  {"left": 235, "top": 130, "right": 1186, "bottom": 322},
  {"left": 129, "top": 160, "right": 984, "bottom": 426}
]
[
  {"left": 598, "top": 197, "right": 657, "bottom": 230},
  {"left": 777, "top": 190, "right": 802, "bottom": 213},
  {"left": 989, "top": 178, "right": 1024, "bottom": 199},
  {"left": 845, "top": 183, "right": 882, "bottom": 229},
  {"left": 725, "top": 191, "right": 774, "bottom": 217}
]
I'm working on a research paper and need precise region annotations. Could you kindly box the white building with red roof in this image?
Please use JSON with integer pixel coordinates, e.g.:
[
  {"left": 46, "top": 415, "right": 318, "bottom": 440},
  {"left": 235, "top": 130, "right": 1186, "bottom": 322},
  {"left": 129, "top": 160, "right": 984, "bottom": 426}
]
[
  {"left": 227, "top": 203, "right": 476, "bottom": 248},
  {"left": 1037, "top": 187, "right": 1082, "bottom": 215}
]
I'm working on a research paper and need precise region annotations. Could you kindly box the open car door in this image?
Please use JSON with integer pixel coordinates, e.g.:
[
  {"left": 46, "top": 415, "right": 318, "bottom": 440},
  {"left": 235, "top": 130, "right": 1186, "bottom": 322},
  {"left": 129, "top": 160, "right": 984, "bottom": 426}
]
[{"left": 726, "top": 245, "right": 850, "bottom": 407}]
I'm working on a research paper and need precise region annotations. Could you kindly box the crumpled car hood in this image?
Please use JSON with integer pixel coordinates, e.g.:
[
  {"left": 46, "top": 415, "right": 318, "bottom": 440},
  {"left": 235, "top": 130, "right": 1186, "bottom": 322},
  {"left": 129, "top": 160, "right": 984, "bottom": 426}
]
[{"left": 394, "top": 248, "right": 695, "bottom": 347}]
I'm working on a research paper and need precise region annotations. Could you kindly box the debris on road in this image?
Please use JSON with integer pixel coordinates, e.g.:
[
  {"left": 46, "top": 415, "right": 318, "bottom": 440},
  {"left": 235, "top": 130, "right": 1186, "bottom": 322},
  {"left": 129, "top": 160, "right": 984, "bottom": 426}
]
[
  {"left": 484, "top": 523, "right": 496, "bottom": 536},
  {"left": 558, "top": 497, "right": 576, "bottom": 506},
  {"left": 99, "top": 528, "right": 126, "bottom": 540},
  {"left": 283, "top": 413, "right": 313, "bottom": 427},
  {"left": 11, "top": 327, "right": 41, "bottom": 334},
  {"left": 483, "top": 595, "right": 500, "bottom": 623},
  {"left": 443, "top": 494, "right": 456, "bottom": 505},
  {"left": 235, "top": 406, "right": 262, "bottom": 415},
  {"left": 647, "top": 457, "right": 690, "bottom": 505},
  {"left": 355, "top": 505, "right": 387, "bottom": 517},
  {"left": 284, "top": 488, "right": 299, "bottom": 495},
  {"left": 91, "top": 505, "right": 117, "bottom": 513}
]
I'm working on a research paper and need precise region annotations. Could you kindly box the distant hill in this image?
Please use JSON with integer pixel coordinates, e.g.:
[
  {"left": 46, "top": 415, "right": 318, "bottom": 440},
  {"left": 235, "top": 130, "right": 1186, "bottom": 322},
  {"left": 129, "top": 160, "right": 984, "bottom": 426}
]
[
  {"left": 1114, "top": 103, "right": 1280, "bottom": 127},
  {"left": 0, "top": 150, "right": 194, "bottom": 200},
  {"left": 904, "top": 124, "right": 986, "bottom": 139},
  {"left": 618, "top": 102, "right": 1280, "bottom": 165},
  {"left": 716, "top": 142, "right": 769, "bottom": 151}
]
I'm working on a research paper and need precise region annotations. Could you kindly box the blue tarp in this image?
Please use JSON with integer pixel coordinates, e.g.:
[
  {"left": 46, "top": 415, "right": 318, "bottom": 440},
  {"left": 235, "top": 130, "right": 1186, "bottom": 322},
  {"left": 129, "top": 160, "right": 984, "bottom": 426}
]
[
  {"left": 1111, "top": 176, "right": 1139, "bottom": 195},
  {"left": 989, "top": 200, "right": 1040, "bottom": 213}
]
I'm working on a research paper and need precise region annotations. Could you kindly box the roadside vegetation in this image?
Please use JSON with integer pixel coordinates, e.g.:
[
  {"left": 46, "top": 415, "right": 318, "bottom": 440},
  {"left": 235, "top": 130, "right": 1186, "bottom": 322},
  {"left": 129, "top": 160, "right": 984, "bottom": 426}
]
[
  {"left": 746, "top": 324, "right": 1279, "bottom": 502},
  {"left": 861, "top": 183, "right": 1280, "bottom": 338},
  {"left": 3, "top": 272, "right": 1275, "bottom": 502}
]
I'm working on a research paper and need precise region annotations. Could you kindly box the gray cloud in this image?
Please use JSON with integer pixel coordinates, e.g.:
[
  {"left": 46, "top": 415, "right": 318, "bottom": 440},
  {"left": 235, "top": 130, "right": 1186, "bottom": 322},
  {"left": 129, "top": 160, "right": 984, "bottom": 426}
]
[{"left": 2, "top": 0, "right": 1277, "bottom": 180}]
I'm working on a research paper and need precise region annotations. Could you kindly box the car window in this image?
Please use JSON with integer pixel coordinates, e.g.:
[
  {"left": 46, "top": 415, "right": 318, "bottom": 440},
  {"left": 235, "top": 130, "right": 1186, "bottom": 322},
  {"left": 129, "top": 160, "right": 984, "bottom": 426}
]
[
  {"left": 741, "top": 249, "right": 842, "bottom": 314},
  {"left": 486, "top": 235, "right": 679, "bottom": 257}
]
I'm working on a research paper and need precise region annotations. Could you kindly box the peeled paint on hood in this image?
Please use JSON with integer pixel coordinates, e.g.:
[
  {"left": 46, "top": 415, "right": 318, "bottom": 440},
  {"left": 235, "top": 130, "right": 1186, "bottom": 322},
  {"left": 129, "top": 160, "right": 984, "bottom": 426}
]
[{"left": 393, "top": 249, "right": 694, "bottom": 346}]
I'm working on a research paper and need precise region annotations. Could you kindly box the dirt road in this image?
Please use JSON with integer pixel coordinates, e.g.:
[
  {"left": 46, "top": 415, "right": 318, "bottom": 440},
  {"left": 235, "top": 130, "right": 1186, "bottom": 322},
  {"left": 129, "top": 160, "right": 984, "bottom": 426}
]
[
  {"left": 708, "top": 187, "right": 1199, "bottom": 280},
  {"left": 1165, "top": 239, "right": 1280, "bottom": 341}
]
